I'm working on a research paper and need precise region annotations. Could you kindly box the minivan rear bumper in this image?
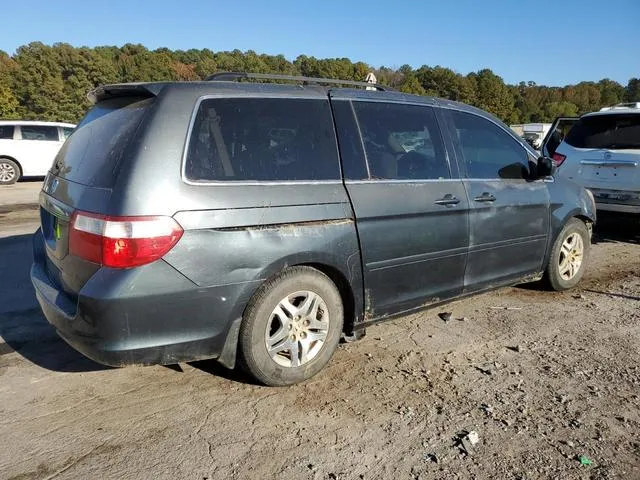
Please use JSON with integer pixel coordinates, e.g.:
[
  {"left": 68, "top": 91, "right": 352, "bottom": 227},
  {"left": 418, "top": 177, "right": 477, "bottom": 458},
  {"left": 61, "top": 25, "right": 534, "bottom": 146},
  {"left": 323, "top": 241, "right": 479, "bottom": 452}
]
[{"left": 30, "top": 229, "right": 256, "bottom": 367}]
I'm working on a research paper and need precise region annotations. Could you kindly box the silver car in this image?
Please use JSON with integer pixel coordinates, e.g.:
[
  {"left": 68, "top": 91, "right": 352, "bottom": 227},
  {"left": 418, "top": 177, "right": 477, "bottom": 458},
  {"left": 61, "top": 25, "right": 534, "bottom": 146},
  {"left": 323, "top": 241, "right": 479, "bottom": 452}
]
[{"left": 542, "top": 103, "right": 640, "bottom": 214}]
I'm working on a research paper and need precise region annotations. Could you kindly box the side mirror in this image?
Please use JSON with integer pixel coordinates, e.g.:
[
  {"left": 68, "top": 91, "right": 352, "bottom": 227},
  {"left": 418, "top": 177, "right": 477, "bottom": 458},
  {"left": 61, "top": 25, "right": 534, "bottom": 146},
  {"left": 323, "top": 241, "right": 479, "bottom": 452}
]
[{"left": 536, "top": 156, "right": 556, "bottom": 178}]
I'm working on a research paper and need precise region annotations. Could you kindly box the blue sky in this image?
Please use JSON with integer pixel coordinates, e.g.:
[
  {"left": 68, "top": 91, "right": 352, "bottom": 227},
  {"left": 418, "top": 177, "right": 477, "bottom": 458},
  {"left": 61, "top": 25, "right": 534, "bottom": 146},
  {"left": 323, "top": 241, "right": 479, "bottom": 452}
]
[{"left": 2, "top": 0, "right": 638, "bottom": 86}]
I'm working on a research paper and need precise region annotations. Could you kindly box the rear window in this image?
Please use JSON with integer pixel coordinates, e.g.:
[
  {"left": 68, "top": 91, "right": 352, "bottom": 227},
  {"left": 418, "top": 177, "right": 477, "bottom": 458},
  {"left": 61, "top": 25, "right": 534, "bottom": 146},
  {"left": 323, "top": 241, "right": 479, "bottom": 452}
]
[
  {"left": 565, "top": 114, "right": 640, "bottom": 150},
  {"left": 50, "top": 96, "right": 152, "bottom": 188},
  {"left": 185, "top": 98, "right": 340, "bottom": 182}
]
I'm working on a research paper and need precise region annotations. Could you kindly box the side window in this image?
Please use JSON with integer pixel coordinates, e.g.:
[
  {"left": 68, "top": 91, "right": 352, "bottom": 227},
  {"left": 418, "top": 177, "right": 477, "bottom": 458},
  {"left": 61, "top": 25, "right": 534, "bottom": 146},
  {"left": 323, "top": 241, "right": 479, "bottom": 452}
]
[
  {"left": 0, "top": 125, "right": 14, "bottom": 139},
  {"left": 62, "top": 127, "right": 74, "bottom": 139},
  {"left": 185, "top": 98, "right": 340, "bottom": 182},
  {"left": 352, "top": 102, "right": 450, "bottom": 180},
  {"left": 20, "top": 125, "right": 59, "bottom": 141},
  {"left": 450, "top": 111, "right": 529, "bottom": 179}
]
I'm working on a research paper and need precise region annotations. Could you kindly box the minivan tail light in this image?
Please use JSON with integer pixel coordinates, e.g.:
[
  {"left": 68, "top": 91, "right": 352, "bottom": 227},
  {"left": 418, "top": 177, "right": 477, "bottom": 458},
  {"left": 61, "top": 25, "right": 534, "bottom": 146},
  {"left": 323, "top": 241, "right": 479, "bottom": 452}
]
[
  {"left": 69, "top": 211, "right": 184, "bottom": 268},
  {"left": 552, "top": 153, "right": 567, "bottom": 167}
]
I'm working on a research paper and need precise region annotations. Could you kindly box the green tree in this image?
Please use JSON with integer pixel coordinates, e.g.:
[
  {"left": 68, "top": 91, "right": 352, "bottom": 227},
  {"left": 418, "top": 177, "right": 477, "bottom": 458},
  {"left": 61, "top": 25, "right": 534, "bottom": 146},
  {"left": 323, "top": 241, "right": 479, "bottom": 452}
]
[
  {"left": 0, "top": 85, "right": 20, "bottom": 118},
  {"left": 415, "top": 66, "right": 475, "bottom": 103},
  {"left": 563, "top": 82, "right": 601, "bottom": 114},
  {"left": 1, "top": 41, "right": 637, "bottom": 125},
  {"left": 374, "top": 66, "right": 404, "bottom": 89},
  {"left": 194, "top": 49, "right": 218, "bottom": 79},
  {"left": 12, "top": 42, "right": 67, "bottom": 121},
  {"left": 399, "top": 74, "right": 426, "bottom": 95},
  {"left": 597, "top": 79, "right": 624, "bottom": 108},
  {"left": 467, "top": 69, "right": 514, "bottom": 121},
  {"left": 624, "top": 78, "right": 640, "bottom": 102},
  {"left": 544, "top": 101, "right": 579, "bottom": 118},
  {"left": 0, "top": 51, "right": 21, "bottom": 118}
]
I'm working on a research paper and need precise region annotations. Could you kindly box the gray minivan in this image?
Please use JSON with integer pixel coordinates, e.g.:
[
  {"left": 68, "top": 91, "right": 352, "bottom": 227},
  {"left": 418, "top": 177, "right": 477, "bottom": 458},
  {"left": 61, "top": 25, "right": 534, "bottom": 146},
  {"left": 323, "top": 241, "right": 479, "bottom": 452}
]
[{"left": 31, "top": 73, "right": 596, "bottom": 386}]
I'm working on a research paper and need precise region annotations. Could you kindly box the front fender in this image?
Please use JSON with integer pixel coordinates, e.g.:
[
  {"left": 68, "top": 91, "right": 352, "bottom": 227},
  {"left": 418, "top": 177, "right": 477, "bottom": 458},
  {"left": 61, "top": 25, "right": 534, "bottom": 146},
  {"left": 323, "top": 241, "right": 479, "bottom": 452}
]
[{"left": 544, "top": 177, "right": 596, "bottom": 265}]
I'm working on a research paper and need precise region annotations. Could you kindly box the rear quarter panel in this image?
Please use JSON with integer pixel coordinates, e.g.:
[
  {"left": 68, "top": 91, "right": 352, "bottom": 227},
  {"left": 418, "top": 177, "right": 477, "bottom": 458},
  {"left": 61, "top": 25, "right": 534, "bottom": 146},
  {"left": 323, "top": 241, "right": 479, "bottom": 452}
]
[
  {"left": 164, "top": 204, "right": 364, "bottom": 332},
  {"left": 107, "top": 84, "right": 366, "bottom": 332}
]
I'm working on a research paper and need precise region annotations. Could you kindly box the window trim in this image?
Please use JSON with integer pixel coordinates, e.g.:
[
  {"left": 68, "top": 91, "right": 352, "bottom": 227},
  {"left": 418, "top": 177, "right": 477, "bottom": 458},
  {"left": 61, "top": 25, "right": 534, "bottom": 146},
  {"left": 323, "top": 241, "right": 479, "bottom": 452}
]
[
  {"left": 349, "top": 101, "right": 372, "bottom": 179},
  {"left": 440, "top": 106, "right": 534, "bottom": 181},
  {"left": 181, "top": 94, "right": 343, "bottom": 186},
  {"left": 345, "top": 178, "right": 464, "bottom": 185},
  {"left": 349, "top": 99, "right": 454, "bottom": 182}
]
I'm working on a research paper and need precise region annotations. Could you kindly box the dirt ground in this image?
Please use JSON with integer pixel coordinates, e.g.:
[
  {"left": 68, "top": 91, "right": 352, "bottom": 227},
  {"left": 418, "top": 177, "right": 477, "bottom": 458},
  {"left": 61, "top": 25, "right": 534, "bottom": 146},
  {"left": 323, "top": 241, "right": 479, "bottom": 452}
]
[
  {"left": 0, "top": 198, "right": 638, "bottom": 480},
  {"left": 0, "top": 181, "right": 42, "bottom": 207}
]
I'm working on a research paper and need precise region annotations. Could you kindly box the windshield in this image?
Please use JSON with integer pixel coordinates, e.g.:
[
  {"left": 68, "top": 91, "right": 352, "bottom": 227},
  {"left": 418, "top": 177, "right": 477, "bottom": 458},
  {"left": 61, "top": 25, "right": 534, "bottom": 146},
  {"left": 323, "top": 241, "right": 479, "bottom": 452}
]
[
  {"left": 50, "top": 96, "right": 153, "bottom": 188},
  {"left": 564, "top": 114, "right": 640, "bottom": 150}
]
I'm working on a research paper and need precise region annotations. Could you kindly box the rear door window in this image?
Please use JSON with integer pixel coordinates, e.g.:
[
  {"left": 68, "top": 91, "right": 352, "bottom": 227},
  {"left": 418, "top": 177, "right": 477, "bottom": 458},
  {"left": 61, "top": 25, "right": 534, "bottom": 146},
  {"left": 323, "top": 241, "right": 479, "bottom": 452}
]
[
  {"left": 50, "top": 96, "right": 152, "bottom": 188},
  {"left": 450, "top": 111, "right": 529, "bottom": 179},
  {"left": 564, "top": 114, "right": 640, "bottom": 149},
  {"left": 0, "top": 125, "right": 14, "bottom": 139},
  {"left": 185, "top": 98, "right": 340, "bottom": 182},
  {"left": 352, "top": 101, "right": 450, "bottom": 180},
  {"left": 62, "top": 127, "right": 74, "bottom": 139},
  {"left": 20, "top": 125, "right": 59, "bottom": 141}
]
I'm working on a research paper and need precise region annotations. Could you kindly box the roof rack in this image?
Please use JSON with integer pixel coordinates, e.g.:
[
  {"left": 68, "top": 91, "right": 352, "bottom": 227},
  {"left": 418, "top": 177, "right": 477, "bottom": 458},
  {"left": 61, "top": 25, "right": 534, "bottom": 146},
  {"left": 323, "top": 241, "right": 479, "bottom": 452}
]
[
  {"left": 206, "top": 72, "right": 389, "bottom": 91},
  {"left": 599, "top": 102, "right": 640, "bottom": 111}
]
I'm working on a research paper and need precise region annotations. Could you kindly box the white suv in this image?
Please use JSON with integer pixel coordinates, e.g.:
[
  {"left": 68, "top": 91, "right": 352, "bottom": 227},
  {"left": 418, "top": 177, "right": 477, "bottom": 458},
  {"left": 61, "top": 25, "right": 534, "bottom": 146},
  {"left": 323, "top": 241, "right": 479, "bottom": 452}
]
[
  {"left": 542, "top": 103, "right": 640, "bottom": 214},
  {"left": 0, "top": 121, "right": 76, "bottom": 185}
]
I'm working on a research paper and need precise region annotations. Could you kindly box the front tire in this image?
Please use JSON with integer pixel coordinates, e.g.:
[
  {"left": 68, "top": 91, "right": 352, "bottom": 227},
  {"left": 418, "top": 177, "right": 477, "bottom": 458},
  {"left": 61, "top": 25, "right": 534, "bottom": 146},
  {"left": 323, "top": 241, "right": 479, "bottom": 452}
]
[
  {"left": 238, "top": 266, "right": 343, "bottom": 386},
  {"left": 544, "top": 218, "right": 590, "bottom": 291},
  {"left": 0, "top": 158, "right": 20, "bottom": 185}
]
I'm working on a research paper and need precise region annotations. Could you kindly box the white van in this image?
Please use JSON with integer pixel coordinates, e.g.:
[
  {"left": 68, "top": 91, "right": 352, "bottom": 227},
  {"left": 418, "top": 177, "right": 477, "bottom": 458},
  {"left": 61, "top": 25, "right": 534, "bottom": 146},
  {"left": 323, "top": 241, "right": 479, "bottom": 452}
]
[{"left": 0, "top": 121, "right": 76, "bottom": 185}]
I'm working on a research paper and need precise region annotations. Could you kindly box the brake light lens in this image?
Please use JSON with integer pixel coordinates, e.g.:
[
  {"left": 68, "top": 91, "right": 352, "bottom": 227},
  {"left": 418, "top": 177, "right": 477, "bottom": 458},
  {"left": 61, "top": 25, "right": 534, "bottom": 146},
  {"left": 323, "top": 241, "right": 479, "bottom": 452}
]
[
  {"left": 552, "top": 153, "right": 567, "bottom": 167},
  {"left": 69, "top": 211, "right": 184, "bottom": 268}
]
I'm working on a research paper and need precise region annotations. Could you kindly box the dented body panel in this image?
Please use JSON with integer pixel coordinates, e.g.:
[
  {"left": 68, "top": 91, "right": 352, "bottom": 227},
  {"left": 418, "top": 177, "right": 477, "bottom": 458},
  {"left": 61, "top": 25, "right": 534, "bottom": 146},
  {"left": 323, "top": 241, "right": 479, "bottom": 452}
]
[
  {"left": 345, "top": 180, "right": 469, "bottom": 317},
  {"left": 461, "top": 178, "right": 550, "bottom": 291}
]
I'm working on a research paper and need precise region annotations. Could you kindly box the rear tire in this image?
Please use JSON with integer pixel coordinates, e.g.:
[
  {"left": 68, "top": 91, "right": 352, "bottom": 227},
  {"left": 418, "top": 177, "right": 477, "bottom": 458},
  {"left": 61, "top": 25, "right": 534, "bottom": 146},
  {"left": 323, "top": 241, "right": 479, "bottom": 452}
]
[
  {"left": 238, "top": 266, "right": 343, "bottom": 386},
  {"left": 0, "top": 158, "right": 20, "bottom": 185},
  {"left": 544, "top": 218, "right": 590, "bottom": 291}
]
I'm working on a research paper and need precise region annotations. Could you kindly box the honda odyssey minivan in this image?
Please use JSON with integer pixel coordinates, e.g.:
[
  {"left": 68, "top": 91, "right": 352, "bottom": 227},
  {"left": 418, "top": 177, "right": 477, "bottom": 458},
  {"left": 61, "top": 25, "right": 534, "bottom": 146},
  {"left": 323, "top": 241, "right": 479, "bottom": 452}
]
[{"left": 31, "top": 73, "right": 596, "bottom": 385}]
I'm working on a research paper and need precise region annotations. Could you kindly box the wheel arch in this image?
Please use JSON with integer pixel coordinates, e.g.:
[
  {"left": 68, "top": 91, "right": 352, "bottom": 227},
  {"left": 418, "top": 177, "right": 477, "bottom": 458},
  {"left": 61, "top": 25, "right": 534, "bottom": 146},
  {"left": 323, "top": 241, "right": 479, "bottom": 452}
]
[
  {"left": 0, "top": 155, "right": 22, "bottom": 176},
  {"left": 543, "top": 215, "right": 590, "bottom": 291},
  {"left": 543, "top": 209, "right": 593, "bottom": 279},
  {"left": 218, "top": 255, "right": 364, "bottom": 371},
  {"left": 248, "top": 253, "right": 362, "bottom": 336},
  {"left": 299, "top": 262, "right": 356, "bottom": 336}
]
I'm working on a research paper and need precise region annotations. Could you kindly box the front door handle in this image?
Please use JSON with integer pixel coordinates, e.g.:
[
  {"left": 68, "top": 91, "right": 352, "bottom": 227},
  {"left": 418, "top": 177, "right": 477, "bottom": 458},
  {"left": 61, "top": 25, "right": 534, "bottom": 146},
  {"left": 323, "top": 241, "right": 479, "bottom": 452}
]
[
  {"left": 435, "top": 194, "right": 460, "bottom": 206},
  {"left": 474, "top": 192, "right": 496, "bottom": 203}
]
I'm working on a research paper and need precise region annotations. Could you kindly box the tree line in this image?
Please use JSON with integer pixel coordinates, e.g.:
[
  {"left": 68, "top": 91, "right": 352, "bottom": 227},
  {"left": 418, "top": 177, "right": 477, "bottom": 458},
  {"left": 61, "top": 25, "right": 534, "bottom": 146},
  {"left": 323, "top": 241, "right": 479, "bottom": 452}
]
[{"left": 1, "top": 42, "right": 638, "bottom": 125}]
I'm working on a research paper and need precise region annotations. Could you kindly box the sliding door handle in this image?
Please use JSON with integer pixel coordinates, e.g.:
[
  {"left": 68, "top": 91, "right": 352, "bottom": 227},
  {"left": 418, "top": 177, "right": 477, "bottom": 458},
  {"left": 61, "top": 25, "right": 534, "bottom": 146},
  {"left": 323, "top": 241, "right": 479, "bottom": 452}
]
[
  {"left": 435, "top": 194, "right": 460, "bottom": 206},
  {"left": 474, "top": 192, "right": 496, "bottom": 203}
]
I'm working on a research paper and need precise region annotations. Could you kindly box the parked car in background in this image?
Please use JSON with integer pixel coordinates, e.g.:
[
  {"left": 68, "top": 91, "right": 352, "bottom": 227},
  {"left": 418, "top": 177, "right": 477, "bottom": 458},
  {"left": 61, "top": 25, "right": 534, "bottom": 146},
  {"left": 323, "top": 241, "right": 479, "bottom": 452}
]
[
  {"left": 31, "top": 73, "right": 595, "bottom": 386},
  {"left": 0, "top": 121, "right": 76, "bottom": 185},
  {"left": 542, "top": 103, "right": 640, "bottom": 214}
]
